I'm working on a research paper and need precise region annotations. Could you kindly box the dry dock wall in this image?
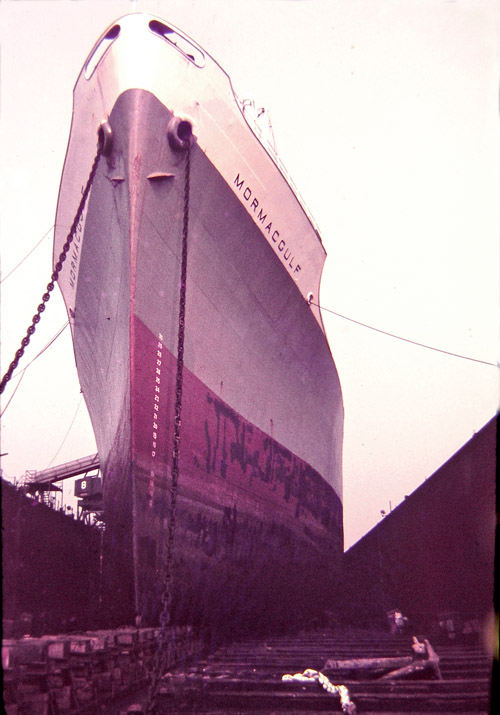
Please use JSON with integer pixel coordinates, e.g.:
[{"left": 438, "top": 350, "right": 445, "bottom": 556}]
[
  {"left": 340, "top": 417, "right": 497, "bottom": 636},
  {"left": 1, "top": 481, "right": 102, "bottom": 636}
]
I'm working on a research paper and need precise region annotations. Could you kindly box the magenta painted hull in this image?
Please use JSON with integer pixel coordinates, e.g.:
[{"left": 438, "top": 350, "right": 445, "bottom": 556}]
[{"left": 55, "top": 15, "right": 344, "bottom": 637}]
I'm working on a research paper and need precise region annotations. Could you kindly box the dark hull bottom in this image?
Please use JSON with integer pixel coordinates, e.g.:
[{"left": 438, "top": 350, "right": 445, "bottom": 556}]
[
  {"left": 101, "top": 509, "right": 343, "bottom": 642},
  {"left": 99, "top": 316, "right": 343, "bottom": 640}
]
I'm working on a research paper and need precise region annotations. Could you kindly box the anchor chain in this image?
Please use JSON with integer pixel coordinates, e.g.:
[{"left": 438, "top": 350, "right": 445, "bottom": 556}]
[
  {"left": 0, "top": 139, "right": 103, "bottom": 395},
  {"left": 146, "top": 143, "right": 191, "bottom": 714}
]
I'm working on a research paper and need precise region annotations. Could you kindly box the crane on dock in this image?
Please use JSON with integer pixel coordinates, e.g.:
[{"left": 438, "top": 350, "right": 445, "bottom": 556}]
[{"left": 22, "top": 453, "right": 102, "bottom": 523}]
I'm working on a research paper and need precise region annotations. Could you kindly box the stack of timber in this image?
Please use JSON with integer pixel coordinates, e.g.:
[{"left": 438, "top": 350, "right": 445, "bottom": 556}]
[
  {"left": 1, "top": 626, "right": 200, "bottom": 714},
  {"left": 156, "top": 629, "right": 493, "bottom": 714}
]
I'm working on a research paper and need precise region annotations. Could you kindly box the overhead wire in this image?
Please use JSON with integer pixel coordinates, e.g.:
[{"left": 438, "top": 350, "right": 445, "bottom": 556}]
[
  {"left": 0, "top": 372, "right": 26, "bottom": 418},
  {"left": 0, "top": 321, "right": 70, "bottom": 417},
  {"left": 311, "top": 300, "right": 498, "bottom": 368},
  {"left": 11, "top": 320, "right": 69, "bottom": 379},
  {"left": 0, "top": 226, "right": 54, "bottom": 284},
  {"left": 46, "top": 394, "right": 83, "bottom": 469}
]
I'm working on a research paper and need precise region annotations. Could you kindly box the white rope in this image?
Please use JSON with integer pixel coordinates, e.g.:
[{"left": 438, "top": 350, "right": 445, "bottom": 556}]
[{"left": 282, "top": 668, "right": 357, "bottom": 713}]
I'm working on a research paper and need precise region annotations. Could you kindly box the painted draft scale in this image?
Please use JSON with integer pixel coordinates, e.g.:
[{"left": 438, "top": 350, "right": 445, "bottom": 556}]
[{"left": 54, "top": 14, "right": 344, "bottom": 639}]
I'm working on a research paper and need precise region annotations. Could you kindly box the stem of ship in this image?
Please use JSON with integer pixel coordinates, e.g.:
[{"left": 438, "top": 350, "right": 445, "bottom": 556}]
[{"left": 146, "top": 143, "right": 191, "bottom": 714}]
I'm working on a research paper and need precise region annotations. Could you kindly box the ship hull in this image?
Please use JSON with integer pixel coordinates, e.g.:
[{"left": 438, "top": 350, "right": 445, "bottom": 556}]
[{"left": 55, "top": 15, "right": 344, "bottom": 638}]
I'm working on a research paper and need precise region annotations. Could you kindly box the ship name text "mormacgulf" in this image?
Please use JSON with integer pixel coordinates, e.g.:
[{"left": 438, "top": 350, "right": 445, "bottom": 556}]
[
  {"left": 234, "top": 174, "right": 301, "bottom": 277},
  {"left": 68, "top": 185, "right": 85, "bottom": 289}
]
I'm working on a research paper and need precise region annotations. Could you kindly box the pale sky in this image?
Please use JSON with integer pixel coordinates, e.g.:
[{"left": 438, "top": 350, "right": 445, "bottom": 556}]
[{"left": 0, "top": 0, "right": 498, "bottom": 550}]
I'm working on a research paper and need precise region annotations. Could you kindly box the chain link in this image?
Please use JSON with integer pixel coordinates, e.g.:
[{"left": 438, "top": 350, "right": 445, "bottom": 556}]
[
  {"left": 0, "top": 142, "right": 103, "bottom": 395},
  {"left": 146, "top": 144, "right": 191, "bottom": 714}
]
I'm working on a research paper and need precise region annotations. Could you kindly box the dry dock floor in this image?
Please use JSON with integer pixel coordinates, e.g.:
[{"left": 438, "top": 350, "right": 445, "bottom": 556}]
[
  {"left": 3, "top": 628, "right": 494, "bottom": 714},
  {"left": 155, "top": 629, "right": 493, "bottom": 714}
]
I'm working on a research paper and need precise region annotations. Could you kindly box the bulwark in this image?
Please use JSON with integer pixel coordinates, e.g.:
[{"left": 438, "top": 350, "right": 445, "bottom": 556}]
[{"left": 234, "top": 174, "right": 301, "bottom": 277}]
